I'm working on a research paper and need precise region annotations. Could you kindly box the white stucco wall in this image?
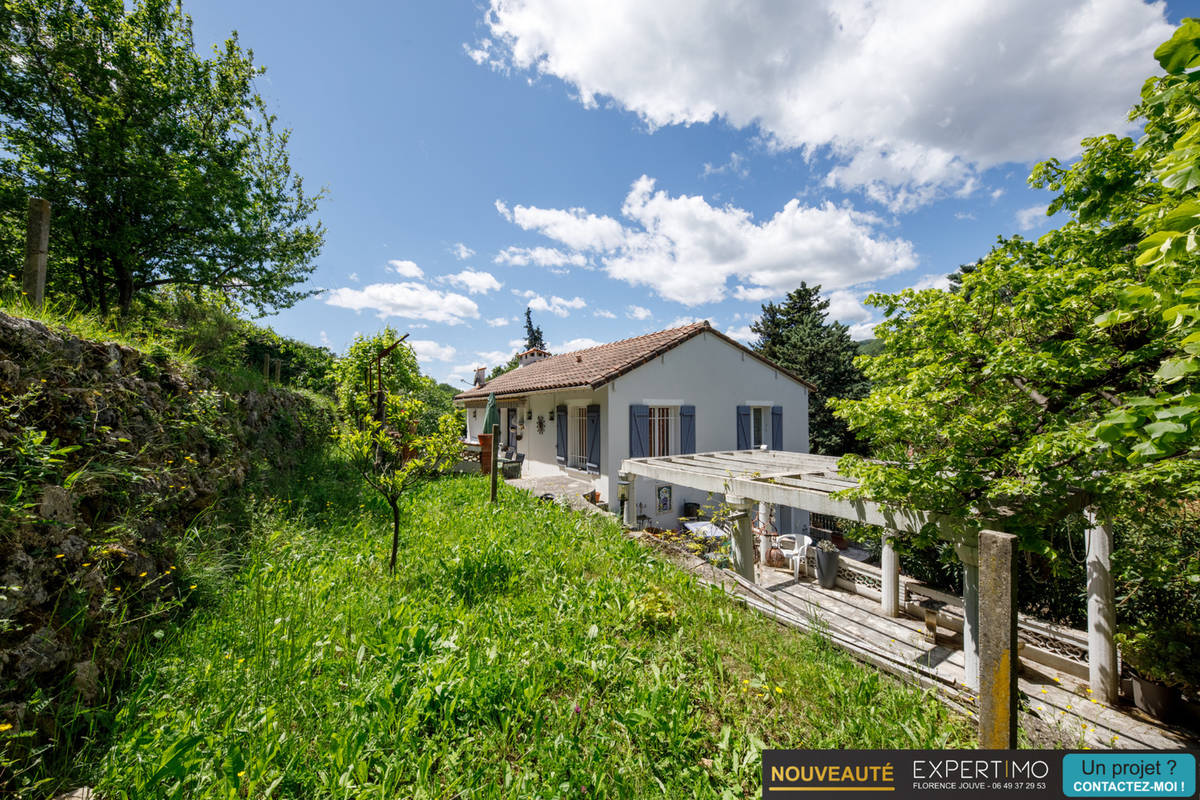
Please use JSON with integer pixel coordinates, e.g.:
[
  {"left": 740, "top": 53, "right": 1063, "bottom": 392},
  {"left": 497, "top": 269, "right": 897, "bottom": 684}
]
[{"left": 605, "top": 331, "right": 809, "bottom": 529}]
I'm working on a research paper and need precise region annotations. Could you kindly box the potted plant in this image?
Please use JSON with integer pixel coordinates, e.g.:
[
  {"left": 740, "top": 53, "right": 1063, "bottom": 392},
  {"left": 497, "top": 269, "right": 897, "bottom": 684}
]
[
  {"left": 1116, "top": 624, "right": 1192, "bottom": 722},
  {"left": 815, "top": 539, "right": 840, "bottom": 589}
]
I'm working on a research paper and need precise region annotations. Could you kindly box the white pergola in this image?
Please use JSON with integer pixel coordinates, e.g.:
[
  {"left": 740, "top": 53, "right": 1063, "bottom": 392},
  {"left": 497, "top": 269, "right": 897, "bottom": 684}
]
[{"left": 618, "top": 449, "right": 1117, "bottom": 709}]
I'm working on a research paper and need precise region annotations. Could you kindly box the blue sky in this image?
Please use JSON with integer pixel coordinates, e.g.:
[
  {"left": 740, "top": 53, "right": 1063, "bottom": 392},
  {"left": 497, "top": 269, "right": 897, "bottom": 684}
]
[{"left": 190, "top": 1, "right": 1183, "bottom": 388}]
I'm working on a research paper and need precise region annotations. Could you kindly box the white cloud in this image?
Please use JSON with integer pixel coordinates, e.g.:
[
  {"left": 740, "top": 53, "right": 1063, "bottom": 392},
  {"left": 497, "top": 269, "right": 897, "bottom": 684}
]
[
  {"left": 847, "top": 321, "right": 879, "bottom": 341},
  {"left": 626, "top": 305, "right": 652, "bottom": 320},
  {"left": 508, "top": 338, "right": 527, "bottom": 349},
  {"left": 1015, "top": 203, "right": 1050, "bottom": 231},
  {"left": 593, "top": 309, "right": 616, "bottom": 318},
  {"left": 724, "top": 325, "right": 755, "bottom": 344},
  {"left": 825, "top": 289, "right": 874, "bottom": 327},
  {"left": 445, "top": 268, "right": 502, "bottom": 294},
  {"left": 348, "top": 272, "right": 359, "bottom": 283},
  {"left": 494, "top": 245, "right": 590, "bottom": 269},
  {"left": 555, "top": 337, "right": 605, "bottom": 352},
  {"left": 319, "top": 330, "right": 331, "bottom": 348},
  {"left": 501, "top": 175, "right": 917, "bottom": 305},
  {"left": 910, "top": 273, "right": 953, "bottom": 292},
  {"left": 495, "top": 199, "right": 626, "bottom": 250},
  {"left": 325, "top": 282, "right": 480, "bottom": 325},
  {"left": 409, "top": 339, "right": 457, "bottom": 362},
  {"left": 667, "top": 315, "right": 704, "bottom": 328},
  {"left": 954, "top": 211, "right": 977, "bottom": 221},
  {"left": 702, "top": 152, "right": 749, "bottom": 179},
  {"left": 387, "top": 259, "right": 424, "bottom": 279},
  {"left": 475, "top": 0, "right": 1170, "bottom": 210},
  {"left": 477, "top": 349, "right": 514, "bottom": 366},
  {"left": 451, "top": 242, "right": 476, "bottom": 260},
  {"left": 487, "top": 316, "right": 511, "bottom": 327},
  {"left": 518, "top": 290, "right": 588, "bottom": 317}
]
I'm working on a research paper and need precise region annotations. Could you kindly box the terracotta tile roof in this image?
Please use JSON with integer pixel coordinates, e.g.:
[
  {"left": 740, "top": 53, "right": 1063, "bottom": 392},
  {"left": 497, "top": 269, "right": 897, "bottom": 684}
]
[{"left": 454, "top": 321, "right": 813, "bottom": 401}]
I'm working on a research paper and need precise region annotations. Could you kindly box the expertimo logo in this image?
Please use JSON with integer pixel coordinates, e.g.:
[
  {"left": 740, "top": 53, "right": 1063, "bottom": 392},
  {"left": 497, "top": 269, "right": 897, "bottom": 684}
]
[{"left": 912, "top": 759, "right": 1050, "bottom": 780}]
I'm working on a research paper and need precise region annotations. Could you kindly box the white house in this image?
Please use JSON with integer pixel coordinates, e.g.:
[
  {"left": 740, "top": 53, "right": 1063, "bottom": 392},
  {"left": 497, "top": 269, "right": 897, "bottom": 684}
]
[{"left": 453, "top": 321, "right": 813, "bottom": 530}]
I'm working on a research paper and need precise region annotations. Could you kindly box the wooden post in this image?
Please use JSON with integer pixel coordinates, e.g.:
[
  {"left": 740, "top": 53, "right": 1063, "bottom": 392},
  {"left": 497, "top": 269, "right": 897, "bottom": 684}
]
[
  {"left": 881, "top": 531, "right": 899, "bottom": 617},
  {"left": 978, "top": 530, "right": 1018, "bottom": 748},
  {"left": 273, "top": 359, "right": 282, "bottom": 384},
  {"left": 489, "top": 423, "right": 499, "bottom": 503},
  {"left": 1085, "top": 508, "right": 1118, "bottom": 703},
  {"left": 958, "top": 541, "right": 980, "bottom": 691},
  {"left": 262, "top": 353, "right": 270, "bottom": 380},
  {"left": 22, "top": 197, "right": 50, "bottom": 308},
  {"left": 727, "top": 496, "right": 755, "bottom": 583}
]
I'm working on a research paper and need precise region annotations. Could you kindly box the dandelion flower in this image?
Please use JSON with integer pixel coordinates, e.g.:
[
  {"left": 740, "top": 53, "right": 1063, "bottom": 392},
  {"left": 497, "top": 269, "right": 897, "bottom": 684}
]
[
  {"left": 0, "top": 723, "right": 11, "bottom": 732},
  {"left": 139, "top": 571, "right": 147, "bottom": 577},
  {"left": 55, "top": 554, "right": 65, "bottom": 559},
  {"left": 238, "top": 770, "right": 246, "bottom": 777}
]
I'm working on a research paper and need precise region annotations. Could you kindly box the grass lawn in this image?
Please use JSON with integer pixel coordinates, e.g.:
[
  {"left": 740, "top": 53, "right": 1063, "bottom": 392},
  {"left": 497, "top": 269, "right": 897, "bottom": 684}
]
[{"left": 83, "top": 452, "right": 971, "bottom": 798}]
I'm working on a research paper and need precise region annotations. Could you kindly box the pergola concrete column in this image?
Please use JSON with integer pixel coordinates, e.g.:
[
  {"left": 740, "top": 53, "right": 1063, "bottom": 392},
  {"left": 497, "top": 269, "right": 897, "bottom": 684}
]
[
  {"left": 1085, "top": 508, "right": 1118, "bottom": 704},
  {"left": 620, "top": 473, "right": 636, "bottom": 528},
  {"left": 757, "top": 501, "right": 772, "bottom": 581},
  {"left": 957, "top": 541, "right": 980, "bottom": 691},
  {"left": 881, "top": 531, "right": 899, "bottom": 617},
  {"left": 727, "top": 495, "right": 755, "bottom": 583}
]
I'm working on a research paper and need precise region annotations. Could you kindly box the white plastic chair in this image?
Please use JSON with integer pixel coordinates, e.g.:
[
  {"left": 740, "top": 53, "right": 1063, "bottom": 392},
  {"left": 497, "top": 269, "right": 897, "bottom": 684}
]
[{"left": 776, "top": 533, "right": 813, "bottom": 581}]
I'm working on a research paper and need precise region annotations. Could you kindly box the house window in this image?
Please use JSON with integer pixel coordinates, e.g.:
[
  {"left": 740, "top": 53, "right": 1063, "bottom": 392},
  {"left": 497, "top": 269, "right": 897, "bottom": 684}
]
[
  {"left": 648, "top": 407, "right": 676, "bottom": 457},
  {"left": 569, "top": 406, "right": 588, "bottom": 469},
  {"left": 752, "top": 406, "right": 765, "bottom": 448}
]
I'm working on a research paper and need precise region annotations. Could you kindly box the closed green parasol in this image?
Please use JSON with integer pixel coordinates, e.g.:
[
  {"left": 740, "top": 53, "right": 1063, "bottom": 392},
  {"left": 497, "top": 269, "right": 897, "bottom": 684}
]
[{"left": 481, "top": 392, "right": 500, "bottom": 438}]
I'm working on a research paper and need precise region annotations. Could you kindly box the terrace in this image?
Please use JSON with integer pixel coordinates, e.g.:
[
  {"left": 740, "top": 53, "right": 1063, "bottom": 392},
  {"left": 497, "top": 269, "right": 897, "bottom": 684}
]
[{"left": 619, "top": 449, "right": 1198, "bottom": 749}]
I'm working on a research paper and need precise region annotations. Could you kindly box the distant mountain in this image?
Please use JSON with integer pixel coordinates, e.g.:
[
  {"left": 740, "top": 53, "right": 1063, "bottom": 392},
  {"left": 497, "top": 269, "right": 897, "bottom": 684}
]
[{"left": 855, "top": 338, "right": 883, "bottom": 356}]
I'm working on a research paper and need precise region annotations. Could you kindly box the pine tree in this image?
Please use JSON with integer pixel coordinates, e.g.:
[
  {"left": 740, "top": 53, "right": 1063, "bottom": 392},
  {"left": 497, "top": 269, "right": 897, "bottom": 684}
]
[
  {"left": 750, "top": 283, "right": 869, "bottom": 455},
  {"left": 523, "top": 308, "right": 546, "bottom": 351}
]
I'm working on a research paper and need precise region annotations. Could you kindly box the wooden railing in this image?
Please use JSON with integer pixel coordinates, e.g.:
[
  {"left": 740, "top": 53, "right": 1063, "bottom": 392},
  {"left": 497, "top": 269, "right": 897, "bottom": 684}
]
[{"left": 800, "top": 550, "right": 1091, "bottom": 679}]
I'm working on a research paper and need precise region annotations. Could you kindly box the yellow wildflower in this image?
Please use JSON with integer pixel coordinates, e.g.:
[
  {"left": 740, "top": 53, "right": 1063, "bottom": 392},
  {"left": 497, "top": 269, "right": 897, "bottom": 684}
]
[{"left": 0, "top": 723, "right": 11, "bottom": 732}]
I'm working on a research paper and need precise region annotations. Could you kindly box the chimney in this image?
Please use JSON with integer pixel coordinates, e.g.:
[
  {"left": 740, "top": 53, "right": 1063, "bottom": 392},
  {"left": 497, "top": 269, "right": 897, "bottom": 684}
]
[
  {"left": 517, "top": 348, "right": 551, "bottom": 368},
  {"left": 473, "top": 367, "right": 487, "bottom": 387}
]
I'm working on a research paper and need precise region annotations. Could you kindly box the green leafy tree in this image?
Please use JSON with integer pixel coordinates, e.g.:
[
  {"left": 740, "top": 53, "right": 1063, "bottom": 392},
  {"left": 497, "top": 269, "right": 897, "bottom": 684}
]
[
  {"left": 1083, "top": 19, "right": 1200, "bottom": 465},
  {"left": 832, "top": 21, "right": 1200, "bottom": 560},
  {"left": 335, "top": 394, "right": 461, "bottom": 574},
  {"left": 750, "top": 283, "right": 869, "bottom": 455},
  {"left": 0, "top": 0, "right": 324, "bottom": 315}
]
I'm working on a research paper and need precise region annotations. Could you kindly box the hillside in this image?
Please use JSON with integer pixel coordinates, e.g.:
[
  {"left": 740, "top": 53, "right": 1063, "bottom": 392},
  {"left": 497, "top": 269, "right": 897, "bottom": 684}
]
[{"left": 0, "top": 310, "right": 332, "bottom": 787}]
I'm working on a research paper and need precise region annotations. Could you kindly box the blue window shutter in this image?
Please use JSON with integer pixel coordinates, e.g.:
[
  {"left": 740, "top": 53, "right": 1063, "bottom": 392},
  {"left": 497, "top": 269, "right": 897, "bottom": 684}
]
[
  {"left": 736, "top": 406, "right": 751, "bottom": 450},
  {"left": 586, "top": 404, "right": 601, "bottom": 473},
  {"left": 771, "top": 405, "right": 783, "bottom": 450},
  {"left": 556, "top": 405, "right": 568, "bottom": 464},
  {"left": 629, "top": 404, "right": 649, "bottom": 458},
  {"left": 679, "top": 405, "right": 696, "bottom": 454}
]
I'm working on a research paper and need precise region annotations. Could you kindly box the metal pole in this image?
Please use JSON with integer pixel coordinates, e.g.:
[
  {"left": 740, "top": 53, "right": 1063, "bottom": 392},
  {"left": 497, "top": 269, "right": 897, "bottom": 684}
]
[{"left": 489, "top": 423, "right": 499, "bottom": 503}]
